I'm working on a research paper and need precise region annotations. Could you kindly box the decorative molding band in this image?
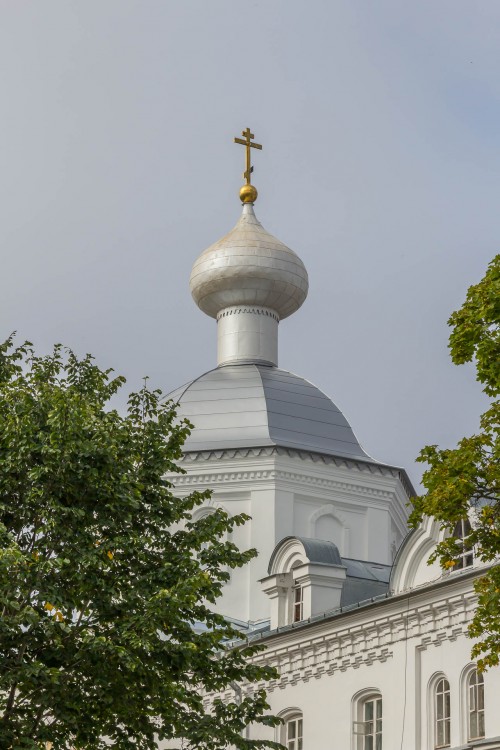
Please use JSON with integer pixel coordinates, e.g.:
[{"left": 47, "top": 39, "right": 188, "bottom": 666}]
[
  {"left": 173, "top": 466, "right": 399, "bottom": 504},
  {"left": 174, "top": 468, "right": 277, "bottom": 486},
  {"left": 224, "top": 591, "right": 477, "bottom": 698},
  {"left": 179, "top": 445, "right": 413, "bottom": 498},
  {"left": 217, "top": 305, "right": 279, "bottom": 322}
]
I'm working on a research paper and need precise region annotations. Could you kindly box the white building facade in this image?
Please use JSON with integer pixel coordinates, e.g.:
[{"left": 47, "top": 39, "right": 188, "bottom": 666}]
[{"left": 167, "top": 178, "right": 500, "bottom": 750}]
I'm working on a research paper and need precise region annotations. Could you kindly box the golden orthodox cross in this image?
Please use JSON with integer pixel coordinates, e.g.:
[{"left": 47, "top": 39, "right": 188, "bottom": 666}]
[{"left": 234, "top": 127, "right": 262, "bottom": 184}]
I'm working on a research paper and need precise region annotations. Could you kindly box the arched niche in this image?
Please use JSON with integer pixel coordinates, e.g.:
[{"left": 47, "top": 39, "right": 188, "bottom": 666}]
[{"left": 309, "top": 505, "right": 349, "bottom": 556}]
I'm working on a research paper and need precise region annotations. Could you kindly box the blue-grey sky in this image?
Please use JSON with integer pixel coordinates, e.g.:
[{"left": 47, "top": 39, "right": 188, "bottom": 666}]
[{"left": 1, "top": 1, "right": 498, "bottom": 487}]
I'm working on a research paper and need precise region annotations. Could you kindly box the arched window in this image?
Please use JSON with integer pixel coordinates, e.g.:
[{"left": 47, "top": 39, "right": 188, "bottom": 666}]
[
  {"left": 309, "top": 506, "right": 349, "bottom": 555},
  {"left": 353, "top": 692, "right": 382, "bottom": 750},
  {"left": 452, "top": 519, "right": 473, "bottom": 569},
  {"left": 467, "top": 669, "right": 484, "bottom": 741},
  {"left": 434, "top": 677, "right": 451, "bottom": 748},
  {"left": 278, "top": 710, "right": 303, "bottom": 750}
]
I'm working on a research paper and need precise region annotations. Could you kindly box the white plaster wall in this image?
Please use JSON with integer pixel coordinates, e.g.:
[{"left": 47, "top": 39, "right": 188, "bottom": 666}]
[
  {"left": 170, "top": 448, "right": 411, "bottom": 623},
  {"left": 251, "top": 647, "right": 500, "bottom": 750},
  {"left": 248, "top": 486, "right": 278, "bottom": 621},
  {"left": 211, "top": 491, "right": 252, "bottom": 622},
  {"left": 160, "top": 618, "right": 500, "bottom": 750},
  {"left": 240, "top": 580, "right": 500, "bottom": 750},
  {"left": 315, "top": 513, "right": 343, "bottom": 549},
  {"left": 366, "top": 506, "right": 391, "bottom": 564},
  {"left": 274, "top": 452, "right": 408, "bottom": 566},
  {"left": 275, "top": 487, "right": 295, "bottom": 542}
]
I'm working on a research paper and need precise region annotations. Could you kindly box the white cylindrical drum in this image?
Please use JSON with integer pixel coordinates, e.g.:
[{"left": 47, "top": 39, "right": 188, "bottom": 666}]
[{"left": 217, "top": 306, "right": 279, "bottom": 366}]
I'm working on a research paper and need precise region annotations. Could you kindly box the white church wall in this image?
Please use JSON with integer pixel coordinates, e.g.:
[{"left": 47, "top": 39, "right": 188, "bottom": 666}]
[
  {"left": 365, "top": 506, "right": 391, "bottom": 564},
  {"left": 314, "top": 511, "right": 344, "bottom": 549},
  {"left": 274, "top": 487, "right": 296, "bottom": 542},
  {"left": 248, "top": 486, "right": 280, "bottom": 622},
  {"left": 169, "top": 445, "right": 412, "bottom": 624},
  {"left": 273, "top": 451, "right": 409, "bottom": 562},
  {"left": 169, "top": 450, "right": 278, "bottom": 622},
  {"left": 237, "top": 572, "right": 500, "bottom": 750},
  {"left": 187, "top": 494, "right": 253, "bottom": 623}
]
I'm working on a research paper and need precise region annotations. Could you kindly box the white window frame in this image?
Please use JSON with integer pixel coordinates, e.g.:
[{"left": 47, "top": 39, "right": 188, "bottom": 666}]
[
  {"left": 467, "top": 668, "right": 485, "bottom": 741},
  {"left": 285, "top": 715, "right": 303, "bottom": 750},
  {"left": 434, "top": 677, "right": 451, "bottom": 749},
  {"left": 292, "top": 584, "right": 303, "bottom": 623},
  {"left": 352, "top": 692, "right": 382, "bottom": 750},
  {"left": 452, "top": 519, "right": 473, "bottom": 570},
  {"left": 277, "top": 710, "right": 303, "bottom": 750}
]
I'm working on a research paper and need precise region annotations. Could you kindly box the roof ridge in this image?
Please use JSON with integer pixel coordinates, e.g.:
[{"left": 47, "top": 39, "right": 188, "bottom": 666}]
[
  {"left": 254, "top": 363, "right": 272, "bottom": 443},
  {"left": 166, "top": 366, "right": 218, "bottom": 405}
]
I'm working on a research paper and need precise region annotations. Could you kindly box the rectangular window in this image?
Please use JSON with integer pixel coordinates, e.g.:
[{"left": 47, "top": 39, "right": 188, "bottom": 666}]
[
  {"left": 286, "top": 717, "right": 303, "bottom": 750},
  {"left": 468, "top": 670, "right": 485, "bottom": 740},
  {"left": 435, "top": 678, "right": 450, "bottom": 748},
  {"left": 355, "top": 697, "right": 382, "bottom": 750},
  {"left": 453, "top": 519, "right": 474, "bottom": 569},
  {"left": 293, "top": 585, "right": 303, "bottom": 623}
]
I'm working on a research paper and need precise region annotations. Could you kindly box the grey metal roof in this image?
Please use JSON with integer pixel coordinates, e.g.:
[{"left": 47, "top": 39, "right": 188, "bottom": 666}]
[
  {"left": 266, "top": 536, "right": 392, "bottom": 610},
  {"left": 167, "top": 363, "right": 373, "bottom": 461},
  {"left": 267, "top": 537, "right": 343, "bottom": 574},
  {"left": 343, "top": 558, "right": 391, "bottom": 584},
  {"left": 340, "top": 558, "right": 392, "bottom": 607}
]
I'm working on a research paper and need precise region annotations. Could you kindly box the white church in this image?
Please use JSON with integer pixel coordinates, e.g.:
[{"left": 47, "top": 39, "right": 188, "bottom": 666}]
[{"left": 167, "top": 131, "right": 500, "bottom": 750}]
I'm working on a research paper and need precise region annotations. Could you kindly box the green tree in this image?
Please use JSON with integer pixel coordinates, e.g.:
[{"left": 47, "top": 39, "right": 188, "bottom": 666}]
[
  {"left": 410, "top": 254, "right": 500, "bottom": 670},
  {"left": 0, "top": 338, "right": 279, "bottom": 750}
]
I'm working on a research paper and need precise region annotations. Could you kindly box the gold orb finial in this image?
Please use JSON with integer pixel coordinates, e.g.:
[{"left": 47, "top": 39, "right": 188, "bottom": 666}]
[
  {"left": 234, "top": 127, "right": 262, "bottom": 204},
  {"left": 239, "top": 184, "right": 258, "bottom": 204}
]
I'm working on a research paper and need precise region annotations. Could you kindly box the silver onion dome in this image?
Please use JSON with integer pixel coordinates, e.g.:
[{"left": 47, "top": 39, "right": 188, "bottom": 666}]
[{"left": 189, "top": 203, "right": 309, "bottom": 320}]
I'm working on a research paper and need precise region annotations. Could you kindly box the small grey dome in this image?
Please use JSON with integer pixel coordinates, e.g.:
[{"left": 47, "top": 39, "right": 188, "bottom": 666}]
[
  {"left": 268, "top": 537, "right": 343, "bottom": 574},
  {"left": 168, "top": 363, "right": 372, "bottom": 461},
  {"left": 189, "top": 204, "right": 308, "bottom": 320}
]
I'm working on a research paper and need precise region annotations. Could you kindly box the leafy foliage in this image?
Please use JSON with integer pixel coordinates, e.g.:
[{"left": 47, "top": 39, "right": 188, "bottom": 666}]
[
  {"left": 0, "top": 338, "right": 279, "bottom": 750},
  {"left": 448, "top": 254, "right": 500, "bottom": 396},
  {"left": 410, "top": 254, "right": 500, "bottom": 670}
]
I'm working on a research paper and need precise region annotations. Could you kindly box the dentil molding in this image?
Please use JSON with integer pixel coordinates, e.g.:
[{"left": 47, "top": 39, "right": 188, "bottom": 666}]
[
  {"left": 178, "top": 445, "right": 414, "bottom": 497},
  {"left": 213, "top": 588, "right": 477, "bottom": 701},
  {"left": 172, "top": 466, "right": 401, "bottom": 504}
]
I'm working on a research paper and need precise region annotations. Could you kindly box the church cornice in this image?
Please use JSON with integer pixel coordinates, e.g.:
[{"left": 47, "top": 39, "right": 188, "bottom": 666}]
[
  {"left": 179, "top": 445, "right": 415, "bottom": 498},
  {"left": 173, "top": 465, "right": 405, "bottom": 512}
]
